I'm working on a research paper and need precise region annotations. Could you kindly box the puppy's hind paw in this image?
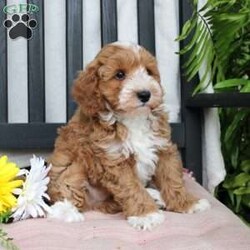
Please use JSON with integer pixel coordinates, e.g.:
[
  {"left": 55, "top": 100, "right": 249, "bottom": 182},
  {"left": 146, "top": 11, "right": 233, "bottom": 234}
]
[
  {"left": 188, "top": 199, "right": 211, "bottom": 214},
  {"left": 127, "top": 211, "right": 165, "bottom": 231},
  {"left": 47, "top": 199, "right": 84, "bottom": 222}
]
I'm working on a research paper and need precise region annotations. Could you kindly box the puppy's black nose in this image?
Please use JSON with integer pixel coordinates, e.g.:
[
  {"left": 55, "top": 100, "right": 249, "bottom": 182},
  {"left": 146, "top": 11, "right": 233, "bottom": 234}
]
[{"left": 137, "top": 90, "right": 151, "bottom": 103}]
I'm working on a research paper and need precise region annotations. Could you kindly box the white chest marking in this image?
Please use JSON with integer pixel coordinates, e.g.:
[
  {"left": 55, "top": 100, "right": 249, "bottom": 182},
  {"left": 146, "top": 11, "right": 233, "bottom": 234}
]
[{"left": 121, "top": 115, "right": 167, "bottom": 185}]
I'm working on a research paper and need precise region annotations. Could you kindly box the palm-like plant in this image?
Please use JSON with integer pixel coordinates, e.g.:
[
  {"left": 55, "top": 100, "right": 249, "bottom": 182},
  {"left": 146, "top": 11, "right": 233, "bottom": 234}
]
[
  {"left": 177, "top": 0, "right": 250, "bottom": 224},
  {"left": 177, "top": 0, "right": 250, "bottom": 93}
]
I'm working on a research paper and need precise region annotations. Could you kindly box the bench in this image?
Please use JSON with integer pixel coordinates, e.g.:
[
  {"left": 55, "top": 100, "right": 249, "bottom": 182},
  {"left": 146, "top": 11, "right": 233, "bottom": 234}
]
[{"left": 1, "top": 1, "right": 249, "bottom": 249}]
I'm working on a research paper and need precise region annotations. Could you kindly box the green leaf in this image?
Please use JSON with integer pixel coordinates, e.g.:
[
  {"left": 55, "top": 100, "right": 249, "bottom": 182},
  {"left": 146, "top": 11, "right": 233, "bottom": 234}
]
[
  {"left": 241, "top": 160, "right": 250, "bottom": 173},
  {"left": 228, "top": 189, "right": 235, "bottom": 205},
  {"left": 176, "top": 17, "right": 197, "bottom": 42},
  {"left": 186, "top": 35, "right": 213, "bottom": 81},
  {"left": 214, "top": 79, "right": 250, "bottom": 89},
  {"left": 234, "top": 187, "right": 250, "bottom": 195},
  {"left": 183, "top": 22, "right": 208, "bottom": 69},
  {"left": 202, "top": 0, "right": 237, "bottom": 12},
  {"left": 224, "top": 110, "right": 247, "bottom": 144},
  {"left": 223, "top": 173, "right": 250, "bottom": 189},
  {"left": 178, "top": 20, "right": 205, "bottom": 55},
  {"left": 235, "top": 195, "right": 242, "bottom": 213},
  {"left": 198, "top": 1, "right": 211, "bottom": 13},
  {"left": 176, "top": 19, "right": 192, "bottom": 41},
  {"left": 192, "top": 63, "right": 213, "bottom": 95},
  {"left": 0, "top": 211, "right": 12, "bottom": 223},
  {"left": 242, "top": 194, "right": 250, "bottom": 207},
  {"left": 231, "top": 146, "right": 239, "bottom": 169},
  {"left": 240, "top": 82, "right": 250, "bottom": 93}
]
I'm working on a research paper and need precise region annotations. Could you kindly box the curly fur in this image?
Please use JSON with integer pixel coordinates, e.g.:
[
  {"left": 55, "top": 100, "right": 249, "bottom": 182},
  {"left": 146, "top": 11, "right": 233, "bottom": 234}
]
[{"left": 47, "top": 42, "right": 206, "bottom": 222}]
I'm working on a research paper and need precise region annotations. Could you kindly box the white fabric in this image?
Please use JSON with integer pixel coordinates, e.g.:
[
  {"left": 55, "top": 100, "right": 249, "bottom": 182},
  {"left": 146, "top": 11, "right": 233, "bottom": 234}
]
[
  {"left": 117, "top": 0, "right": 138, "bottom": 44},
  {"left": 198, "top": 0, "right": 226, "bottom": 192},
  {"left": 202, "top": 107, "right": 226, "bottom": 192},
  {"left": 7, "top": 0, "right": 28, "bottom": 123},
  {"left": 44, "top": 0, "right": 66, "bottom": 123},
  {"left": 155, "top": 0, "right": 181, "bottom": 122},
  {"left": 82, "top": 0, "right": 101, "bottom": 68}
]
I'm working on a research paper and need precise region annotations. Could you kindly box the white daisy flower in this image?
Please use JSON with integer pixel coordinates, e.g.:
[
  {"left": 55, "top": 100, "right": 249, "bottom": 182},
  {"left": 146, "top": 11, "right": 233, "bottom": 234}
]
[{"left": 11, "top": 155, "right": 52, "bottom": 221}]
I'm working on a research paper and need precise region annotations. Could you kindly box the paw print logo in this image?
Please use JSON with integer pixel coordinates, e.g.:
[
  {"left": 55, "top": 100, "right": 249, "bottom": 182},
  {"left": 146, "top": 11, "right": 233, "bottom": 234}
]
[{"left": 3, "top": 14, "right": 37, "bottom": 40}]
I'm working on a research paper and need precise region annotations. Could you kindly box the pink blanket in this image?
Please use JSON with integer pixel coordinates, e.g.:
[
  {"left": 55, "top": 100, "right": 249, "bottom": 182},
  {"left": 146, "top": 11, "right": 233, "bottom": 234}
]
[{"left": 4, "top": 175, "right": 250, "bottom": 250}]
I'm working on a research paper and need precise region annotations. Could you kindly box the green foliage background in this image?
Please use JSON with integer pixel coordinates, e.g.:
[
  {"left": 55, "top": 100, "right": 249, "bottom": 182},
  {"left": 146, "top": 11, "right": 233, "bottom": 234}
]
[{"left": 177, "top": 0, "right": 250, "bottom": 224}]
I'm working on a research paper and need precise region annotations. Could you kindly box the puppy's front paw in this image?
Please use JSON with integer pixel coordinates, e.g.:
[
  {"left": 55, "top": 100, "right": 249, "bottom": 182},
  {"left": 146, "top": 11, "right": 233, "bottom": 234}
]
[
  {"left": 48, "top": 199, "right": 84, "bottom": 222},
  {"left": 188, "top": 199, "right": 211, "bottom": 214},
  {"left": 146, "top": 188, "right": 166, "bottom": 209},
  {"left": 127, "top": 211, "right": 165, "bottom": 231}
]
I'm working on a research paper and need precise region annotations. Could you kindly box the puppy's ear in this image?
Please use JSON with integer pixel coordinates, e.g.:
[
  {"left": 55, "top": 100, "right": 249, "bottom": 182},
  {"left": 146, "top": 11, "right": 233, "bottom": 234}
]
[{"left": 72, "top": 61, "right": 105, "bottom": 116}]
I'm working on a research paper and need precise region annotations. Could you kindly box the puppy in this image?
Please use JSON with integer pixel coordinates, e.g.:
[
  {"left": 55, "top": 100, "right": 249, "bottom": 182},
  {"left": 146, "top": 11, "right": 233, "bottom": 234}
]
[{"left": 47, "top": 42, "right": 210, "bottom": 230}]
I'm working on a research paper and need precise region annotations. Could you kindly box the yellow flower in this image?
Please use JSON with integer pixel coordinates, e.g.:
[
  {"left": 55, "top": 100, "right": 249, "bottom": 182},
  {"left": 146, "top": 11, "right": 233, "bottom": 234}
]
[{"left": 0, "top": 156, "right": 23, "bottom": 213}]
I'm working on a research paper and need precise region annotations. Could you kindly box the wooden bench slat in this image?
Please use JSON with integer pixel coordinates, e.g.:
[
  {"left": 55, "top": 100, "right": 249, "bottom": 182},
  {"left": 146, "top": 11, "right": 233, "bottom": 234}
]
[
  {"left": 101, "top": 0, "right": 117, "bottom": 45},
  {"left": 179, "top": 0, "right": 202, "bottom": 182},
  {"left": 66, "top": 0, "right": 83, "bottom": 120},
  {"left": 28, "top": 0, "right": 45, "bottom": 122},
  {"left": 137, "top": 0, "right": 155, "bottom": 55},
  {"left": 0, "top": 123, "right": 185, "bottom": 149}
]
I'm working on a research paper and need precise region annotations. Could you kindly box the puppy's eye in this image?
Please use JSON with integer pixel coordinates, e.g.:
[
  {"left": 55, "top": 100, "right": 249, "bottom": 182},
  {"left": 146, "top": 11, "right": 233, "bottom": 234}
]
[{"left": 115, "top": 70, "right": 126, "bottom": 80}]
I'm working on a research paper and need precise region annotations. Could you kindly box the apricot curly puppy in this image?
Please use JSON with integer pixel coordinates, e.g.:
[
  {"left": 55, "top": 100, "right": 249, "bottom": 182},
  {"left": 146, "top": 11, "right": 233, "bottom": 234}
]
[{"left": 47, "top": 42, "right": 210, "bottom": 230}]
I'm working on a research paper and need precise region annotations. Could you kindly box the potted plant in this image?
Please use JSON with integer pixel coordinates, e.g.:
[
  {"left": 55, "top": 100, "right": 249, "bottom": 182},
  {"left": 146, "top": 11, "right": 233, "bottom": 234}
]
[{"left": 177, "top": 0, "right": 250, "bottom": 224}]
